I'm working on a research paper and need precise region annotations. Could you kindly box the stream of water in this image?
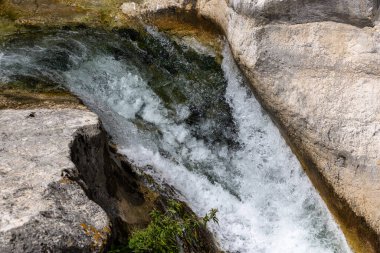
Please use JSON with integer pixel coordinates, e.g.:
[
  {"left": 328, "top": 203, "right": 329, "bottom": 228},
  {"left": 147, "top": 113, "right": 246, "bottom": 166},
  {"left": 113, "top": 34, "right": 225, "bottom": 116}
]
[{"left": 0, "top": 27, "right": 351, "bottom": 253}]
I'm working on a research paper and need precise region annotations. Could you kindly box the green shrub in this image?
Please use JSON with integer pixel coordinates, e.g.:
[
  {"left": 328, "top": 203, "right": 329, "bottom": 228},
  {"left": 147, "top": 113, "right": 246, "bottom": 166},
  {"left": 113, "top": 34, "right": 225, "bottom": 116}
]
[{"left": 109, "top": 200, "right": 218, "bottom": 253}]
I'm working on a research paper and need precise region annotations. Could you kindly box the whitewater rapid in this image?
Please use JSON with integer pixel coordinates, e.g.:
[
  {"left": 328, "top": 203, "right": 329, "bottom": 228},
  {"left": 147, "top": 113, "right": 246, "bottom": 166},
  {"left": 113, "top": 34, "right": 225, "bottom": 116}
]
[
  {"left": 0, "top": 28, "right": 351, "bottom": 253},
  {"left": 105, "top": 46, "right": 351, "bottom": 253}
]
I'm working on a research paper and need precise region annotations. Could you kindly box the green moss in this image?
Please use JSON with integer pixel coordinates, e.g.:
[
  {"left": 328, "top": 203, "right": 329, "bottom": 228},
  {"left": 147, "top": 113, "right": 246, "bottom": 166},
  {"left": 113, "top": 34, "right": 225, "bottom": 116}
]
[
  {"left": 0, "top": 80, "right": 64, "bottom": 93},
  {"left": 0, "top": 17, "right": 19, "bottom": 39},
  {"left": 6, "top": 10, "right": 19, "bottom": 21}
]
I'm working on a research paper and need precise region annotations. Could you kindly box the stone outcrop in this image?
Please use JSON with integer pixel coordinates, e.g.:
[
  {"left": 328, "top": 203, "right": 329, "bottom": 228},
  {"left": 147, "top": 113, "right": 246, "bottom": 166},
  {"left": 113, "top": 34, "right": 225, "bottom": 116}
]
[
  {"left": 0, "top": 107, "right": 220, "bottom": 252},
  {"left": 0, "top": 109, "right": 111, "bottom": 252},
  {"left": 121, "top": 0, "right": 380, "bottom": 252}
]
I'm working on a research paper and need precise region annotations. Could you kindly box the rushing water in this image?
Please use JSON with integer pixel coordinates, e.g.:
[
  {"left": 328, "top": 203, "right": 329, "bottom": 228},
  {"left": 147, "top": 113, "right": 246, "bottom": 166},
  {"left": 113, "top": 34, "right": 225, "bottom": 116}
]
[{"left": 0, "top": 27, "right": 351, "bottom": 253}]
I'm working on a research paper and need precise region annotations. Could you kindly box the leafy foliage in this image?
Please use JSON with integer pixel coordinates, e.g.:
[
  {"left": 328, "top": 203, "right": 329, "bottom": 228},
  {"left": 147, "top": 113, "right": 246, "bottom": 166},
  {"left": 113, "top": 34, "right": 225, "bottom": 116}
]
[{"left": 109, "top": 200, "right": 218, "bottom": 253}]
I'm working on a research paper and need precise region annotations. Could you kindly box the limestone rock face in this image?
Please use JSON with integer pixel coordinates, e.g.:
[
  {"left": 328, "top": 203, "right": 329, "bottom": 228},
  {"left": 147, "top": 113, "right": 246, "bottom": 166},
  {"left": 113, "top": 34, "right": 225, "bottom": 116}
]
[
  {"left": 121, "top": 0, "right": 193, "bottom": 16},
  {"left": 0, "top": 109, "right": 111, "bottom": 252},
  {"left": 195, "top": 0, "right": 380, "bottom": 250},
  {"left": 227, "top": 0, "right": 379, "bottom": 27}
]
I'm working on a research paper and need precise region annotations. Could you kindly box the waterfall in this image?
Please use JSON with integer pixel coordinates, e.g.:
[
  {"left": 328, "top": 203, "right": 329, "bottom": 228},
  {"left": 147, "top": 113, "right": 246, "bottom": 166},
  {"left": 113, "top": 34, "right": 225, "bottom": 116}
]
[{"left": 0, "top": 28, "right": 351, "bottom": 253}]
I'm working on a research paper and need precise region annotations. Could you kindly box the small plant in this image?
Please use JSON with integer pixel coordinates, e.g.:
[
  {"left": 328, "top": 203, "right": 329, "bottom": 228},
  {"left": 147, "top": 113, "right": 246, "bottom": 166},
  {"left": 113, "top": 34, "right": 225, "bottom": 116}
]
[
  {"left": 109, "top": 200, "right": 218, "bottom": 253},
  {"left": 202, "top": 208, "right": 218, "bottom": 226}
]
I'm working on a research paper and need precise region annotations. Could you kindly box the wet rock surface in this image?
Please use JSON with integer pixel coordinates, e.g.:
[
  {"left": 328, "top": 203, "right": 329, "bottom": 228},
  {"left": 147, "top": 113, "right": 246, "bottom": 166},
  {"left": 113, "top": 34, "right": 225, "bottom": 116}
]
[{"left": 0, "top": 109, "right": 111, "bottom": 252}]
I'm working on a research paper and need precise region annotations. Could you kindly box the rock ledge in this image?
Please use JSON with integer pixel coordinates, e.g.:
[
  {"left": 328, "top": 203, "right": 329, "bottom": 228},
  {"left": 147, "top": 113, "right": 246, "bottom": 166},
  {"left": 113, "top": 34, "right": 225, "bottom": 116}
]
[{"left": 0, "top": 109, "right": 111, "bottom": 253}]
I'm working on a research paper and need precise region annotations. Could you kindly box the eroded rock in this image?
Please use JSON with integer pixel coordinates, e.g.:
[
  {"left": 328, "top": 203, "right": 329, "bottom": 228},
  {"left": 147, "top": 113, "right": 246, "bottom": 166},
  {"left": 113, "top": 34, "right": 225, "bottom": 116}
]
[{"left": 0, "top": 109, "right": 111, "bottom": 252}]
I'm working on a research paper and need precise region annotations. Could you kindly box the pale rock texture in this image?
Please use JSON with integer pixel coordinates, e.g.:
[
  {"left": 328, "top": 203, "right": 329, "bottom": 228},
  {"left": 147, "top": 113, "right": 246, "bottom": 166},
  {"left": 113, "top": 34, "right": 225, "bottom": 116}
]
[
  {"left": 196, "top": 0, "right": 380, "bottom": 250},
  {"left": 0, "top": 109, "right": 111, "bottom": 252},
  {"left": 227, "top": 0, "right": 379, "bottom": 27},
  {"left": 121, "top": 0, "right": 194, "bottom": 17}
]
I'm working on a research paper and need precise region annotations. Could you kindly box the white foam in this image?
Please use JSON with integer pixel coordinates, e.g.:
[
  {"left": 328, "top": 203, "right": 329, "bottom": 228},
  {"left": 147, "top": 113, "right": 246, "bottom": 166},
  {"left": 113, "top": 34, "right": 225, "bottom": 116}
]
[
  {"left": 112, "top": 46, "right": 351, "bottom": 252},
  {"left": 2, "top": 32, "right": 351, "bottom": 252}
]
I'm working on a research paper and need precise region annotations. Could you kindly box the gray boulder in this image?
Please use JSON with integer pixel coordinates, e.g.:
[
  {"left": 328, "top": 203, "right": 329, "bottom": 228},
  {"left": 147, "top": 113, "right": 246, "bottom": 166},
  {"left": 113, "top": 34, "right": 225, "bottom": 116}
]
[{"left": 0, "top": 109, "right": 111, "bottom": 253}]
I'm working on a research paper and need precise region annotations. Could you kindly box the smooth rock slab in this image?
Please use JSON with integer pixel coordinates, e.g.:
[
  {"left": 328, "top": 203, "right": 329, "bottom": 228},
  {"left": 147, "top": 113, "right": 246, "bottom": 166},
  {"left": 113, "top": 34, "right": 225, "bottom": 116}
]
[{"left": 0, "top": 109, "right": 111, "bottom": 253}]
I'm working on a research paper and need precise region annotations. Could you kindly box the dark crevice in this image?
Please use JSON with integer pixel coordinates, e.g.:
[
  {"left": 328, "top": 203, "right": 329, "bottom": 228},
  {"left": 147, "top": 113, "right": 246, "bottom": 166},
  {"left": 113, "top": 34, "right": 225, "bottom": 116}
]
[{"left": 69, "top": 122, "right": 220, "bottom": 252}]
